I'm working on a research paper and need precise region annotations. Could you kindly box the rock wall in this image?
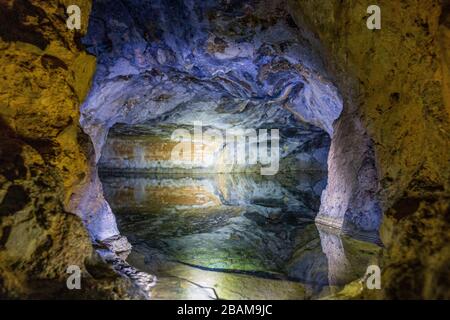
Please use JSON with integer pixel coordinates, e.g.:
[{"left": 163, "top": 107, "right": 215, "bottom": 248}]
[
  {"left": 288, "top": 0, "right": 450, "bottom": 298},
  {"left": 0, "top": 0, "right": 140, "bottom": 298},
  {"left": 98, "top": 124, "right": 330, "bottom": 174}
]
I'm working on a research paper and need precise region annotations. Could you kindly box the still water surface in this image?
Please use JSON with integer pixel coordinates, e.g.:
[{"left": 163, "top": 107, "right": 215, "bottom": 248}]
[{"left": 101, "top": 172, "right": 379, "bottom": 299}]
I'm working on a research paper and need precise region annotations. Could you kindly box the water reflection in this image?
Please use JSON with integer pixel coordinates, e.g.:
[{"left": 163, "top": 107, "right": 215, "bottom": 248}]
[{"left": 101, "top": 172, "right": 379, "bottom": 299}]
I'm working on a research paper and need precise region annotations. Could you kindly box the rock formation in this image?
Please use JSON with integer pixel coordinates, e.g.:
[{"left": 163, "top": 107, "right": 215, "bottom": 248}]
[
  {"left": 288, "top": 0, "right": 450, "bottom": 298},
  {"left": 0, "top": 0, "right": 448, "bottom": 299},
  {"left": 0, "top": 0, "right": 146, "bottom": 299}
]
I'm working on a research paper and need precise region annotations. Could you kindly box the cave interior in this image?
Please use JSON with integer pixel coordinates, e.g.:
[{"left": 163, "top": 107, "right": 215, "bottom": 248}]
[
  {"left": 1, "top": 0, "right": 448, "bottom": 300},
  {"left": 79, "top": 0, "right": 379, "bottom": 299}
]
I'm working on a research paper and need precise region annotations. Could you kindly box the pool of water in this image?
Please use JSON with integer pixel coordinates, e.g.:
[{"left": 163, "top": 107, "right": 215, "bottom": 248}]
[{"left": 100, "top": 172, "right": 380, "bottom": 299}]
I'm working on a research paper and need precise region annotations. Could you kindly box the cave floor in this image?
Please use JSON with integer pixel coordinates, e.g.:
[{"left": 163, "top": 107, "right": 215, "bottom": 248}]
[{"left": 101, "top": 172, "right": 380, "bottom": 300}]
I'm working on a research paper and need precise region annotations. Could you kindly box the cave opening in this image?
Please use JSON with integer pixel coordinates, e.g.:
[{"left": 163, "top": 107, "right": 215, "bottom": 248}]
[{"left": 80, "top": 0, "right": 381, "bottom": 299}]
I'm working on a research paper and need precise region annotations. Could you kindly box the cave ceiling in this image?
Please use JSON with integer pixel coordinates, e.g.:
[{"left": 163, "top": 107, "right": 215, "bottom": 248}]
[{"left": 80, "top": 0, "right": 343, "bottom": 158}]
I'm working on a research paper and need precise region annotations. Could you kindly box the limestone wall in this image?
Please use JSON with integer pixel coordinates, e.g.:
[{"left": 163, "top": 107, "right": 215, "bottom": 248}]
[
  {"left": 288, "top": 0, "right": 450, "bottom": 299},
  {"left": 0, "top": 0, "right": 139, "bottom": 298}
]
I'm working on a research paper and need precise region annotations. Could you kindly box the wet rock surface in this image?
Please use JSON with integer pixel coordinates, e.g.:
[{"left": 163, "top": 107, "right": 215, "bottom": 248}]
[{"left": 99, "top": 119, "right": 331, "bottom": 174}]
